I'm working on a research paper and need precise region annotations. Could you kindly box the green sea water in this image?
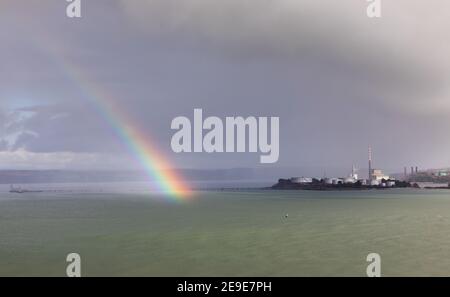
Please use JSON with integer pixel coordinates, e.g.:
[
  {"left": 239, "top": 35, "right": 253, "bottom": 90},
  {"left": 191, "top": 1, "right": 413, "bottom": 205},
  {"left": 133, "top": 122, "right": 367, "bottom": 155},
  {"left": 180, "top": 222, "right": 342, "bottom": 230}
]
[{"left": 1, "top": 188, "right": 450, "bottom": 276}]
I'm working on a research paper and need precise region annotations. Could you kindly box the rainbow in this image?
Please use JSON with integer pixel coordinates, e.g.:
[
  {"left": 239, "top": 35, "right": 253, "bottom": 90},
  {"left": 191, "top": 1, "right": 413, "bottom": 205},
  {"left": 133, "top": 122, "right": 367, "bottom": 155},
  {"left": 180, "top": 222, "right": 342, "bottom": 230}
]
[{"left": 41, "top": 43, "right": 191, "bottom": 200}]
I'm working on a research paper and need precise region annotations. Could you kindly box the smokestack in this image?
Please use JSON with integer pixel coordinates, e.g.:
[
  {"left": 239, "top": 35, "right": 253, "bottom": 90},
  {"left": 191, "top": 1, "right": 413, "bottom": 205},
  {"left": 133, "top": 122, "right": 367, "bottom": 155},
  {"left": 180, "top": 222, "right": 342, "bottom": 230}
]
[
  {"left": 368, "top": 146, "right": 372, "bottom": 181},
  {"left": 415, "top": 166, "right": 418, "bottom": 174}
]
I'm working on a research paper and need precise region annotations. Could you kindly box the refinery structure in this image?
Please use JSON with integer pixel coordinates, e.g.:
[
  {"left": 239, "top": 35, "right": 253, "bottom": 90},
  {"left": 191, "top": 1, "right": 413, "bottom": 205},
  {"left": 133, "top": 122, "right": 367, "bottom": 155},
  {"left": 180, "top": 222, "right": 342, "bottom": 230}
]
[
  {"left": 273, "top": 146, "right": 450, "bottom": 190},
  {"left": 405, "top": 167, "right": 450, "bottom": 183},
  {"left": 286, "top": 147, "right": 398, "bottom": 188}
]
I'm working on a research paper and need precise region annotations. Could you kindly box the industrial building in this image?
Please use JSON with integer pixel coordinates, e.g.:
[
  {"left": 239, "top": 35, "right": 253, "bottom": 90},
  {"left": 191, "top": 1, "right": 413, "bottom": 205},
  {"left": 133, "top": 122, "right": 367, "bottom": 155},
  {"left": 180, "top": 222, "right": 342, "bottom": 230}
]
[
  {"left": 286, "top": 147, "right": 398, "bottom": 188},
  {"left": 370, "top": 169, "right": 390, "bottom": 182},
  {"left": 368, "top": 146, "right": 390, "bottom": 182}
]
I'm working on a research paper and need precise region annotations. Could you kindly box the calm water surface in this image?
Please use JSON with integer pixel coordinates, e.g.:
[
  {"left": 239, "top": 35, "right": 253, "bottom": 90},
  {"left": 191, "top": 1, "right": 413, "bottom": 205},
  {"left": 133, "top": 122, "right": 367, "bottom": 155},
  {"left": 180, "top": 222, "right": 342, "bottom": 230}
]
[{"left": 1, "top": 184, "right": 450, "bottom": 276}]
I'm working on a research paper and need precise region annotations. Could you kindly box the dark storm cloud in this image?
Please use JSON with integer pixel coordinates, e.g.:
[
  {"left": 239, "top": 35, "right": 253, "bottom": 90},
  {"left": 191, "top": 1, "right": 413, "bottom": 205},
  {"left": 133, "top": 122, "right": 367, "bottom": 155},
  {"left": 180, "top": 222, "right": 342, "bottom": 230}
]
[{"left": 1, "top": 0, "right": 450, "bottom": 171}]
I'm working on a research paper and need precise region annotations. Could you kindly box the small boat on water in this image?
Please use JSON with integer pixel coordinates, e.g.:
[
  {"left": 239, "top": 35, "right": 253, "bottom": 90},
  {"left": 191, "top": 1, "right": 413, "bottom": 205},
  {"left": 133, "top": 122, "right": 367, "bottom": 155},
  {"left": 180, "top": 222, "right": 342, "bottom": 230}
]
[
  {"left": 9, "top": 185, "right": 44, "bottom": 194},
  {"left": 10, "top": 185, "right": 24, "bottom": 193}
]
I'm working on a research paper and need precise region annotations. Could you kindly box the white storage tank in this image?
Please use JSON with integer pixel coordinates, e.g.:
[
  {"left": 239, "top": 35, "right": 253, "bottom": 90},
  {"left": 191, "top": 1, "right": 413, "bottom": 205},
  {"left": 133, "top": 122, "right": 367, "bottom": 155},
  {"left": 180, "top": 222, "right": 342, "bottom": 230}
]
[
  {"left": 343, "top": 177, "right": 356, "bottom": 184},
  {"left": 324, "top": 178, "right": 333, "bottom": 185},
  {"left": 290, "top": 177, "right": 313, "bottom": 184},
  {"left": 387, "top": 180, "right": 396, "bottom": 187},
  {"left": 370, "top": 180, "right": 380, "bottom": 186},
  {"left": 332, "top": 178, "right": 343, "bottom": 185}
]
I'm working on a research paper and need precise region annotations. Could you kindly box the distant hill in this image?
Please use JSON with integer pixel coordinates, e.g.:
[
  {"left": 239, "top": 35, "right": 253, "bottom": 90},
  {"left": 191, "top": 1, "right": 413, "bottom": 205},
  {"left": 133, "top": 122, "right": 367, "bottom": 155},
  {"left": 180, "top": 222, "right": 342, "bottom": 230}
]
[
  {"left": 0, "top": 168, "right": 264, "bottom": 184},
  {"left": 0, "top": 166, "right": 359, "bottom": 184}
]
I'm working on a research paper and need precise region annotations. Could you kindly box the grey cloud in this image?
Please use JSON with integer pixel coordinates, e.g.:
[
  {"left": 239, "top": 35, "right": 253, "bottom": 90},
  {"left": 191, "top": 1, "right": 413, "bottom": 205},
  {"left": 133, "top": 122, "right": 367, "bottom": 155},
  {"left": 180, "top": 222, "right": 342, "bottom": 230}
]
[
  {"left": 0, "top": 139, "right": 8, "bottom": 151},
  {"left": 0, "top": 0, "right": 450, "bottom": 172},
  {"left": 118, "top": 0, "right": 450, "bottom": 112}
]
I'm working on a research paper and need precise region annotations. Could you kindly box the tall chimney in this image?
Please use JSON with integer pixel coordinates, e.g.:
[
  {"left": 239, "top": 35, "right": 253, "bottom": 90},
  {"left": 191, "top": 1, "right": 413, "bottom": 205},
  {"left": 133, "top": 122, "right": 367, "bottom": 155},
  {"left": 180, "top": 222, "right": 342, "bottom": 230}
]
[
  {"left": 415, "top": 166, "right": 418, "bottom": 174},
  {"left": 368, "top": 146, "right": 372, "bottom": 181}
]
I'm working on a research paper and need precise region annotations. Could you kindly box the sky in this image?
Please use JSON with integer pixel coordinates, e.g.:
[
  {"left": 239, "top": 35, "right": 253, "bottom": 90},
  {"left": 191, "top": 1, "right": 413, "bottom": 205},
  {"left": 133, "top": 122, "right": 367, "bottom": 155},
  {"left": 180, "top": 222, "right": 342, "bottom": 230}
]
[{"left": 0, "top": 0, "right": 450, "bottom": 175}]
